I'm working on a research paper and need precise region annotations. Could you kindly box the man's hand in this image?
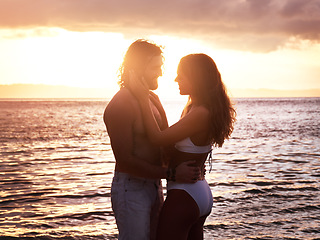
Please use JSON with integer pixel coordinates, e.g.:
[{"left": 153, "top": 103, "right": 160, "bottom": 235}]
[{"left": 175, "top": 161, "right": 201, "bottom": 183}]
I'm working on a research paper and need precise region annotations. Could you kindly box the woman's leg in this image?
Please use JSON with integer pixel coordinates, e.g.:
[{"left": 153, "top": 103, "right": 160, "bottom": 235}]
[
  {"left": 156, "top": 189, "right": 200, "bottom": 240},
  {"left": 187, "top": 214, "right": 208, "bottom": 240}
]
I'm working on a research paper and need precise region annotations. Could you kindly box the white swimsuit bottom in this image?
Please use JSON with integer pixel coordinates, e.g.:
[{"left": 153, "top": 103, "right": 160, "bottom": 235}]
[{"left": 167, "top": 180, "right": 213, "bottom": 217}]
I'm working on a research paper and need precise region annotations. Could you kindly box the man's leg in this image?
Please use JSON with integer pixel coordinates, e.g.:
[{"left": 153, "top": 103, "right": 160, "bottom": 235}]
[
  {"left": 150, "top": 182, "right": 164, "bottom": 240},
  {"left": 111, "top": 172, "right": 158, "bottom": 240}
]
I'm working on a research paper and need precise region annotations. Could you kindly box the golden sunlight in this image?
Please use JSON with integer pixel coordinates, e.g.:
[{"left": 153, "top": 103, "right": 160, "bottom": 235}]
[
  {"left": 149, "top": 35, "right": 211, "bottom": 100},
  {"left": 1, "top": 28, "right": 319, "bottom": 99},
  {"left": 0, "top": 28, "right": 128, "bottom": 90}
]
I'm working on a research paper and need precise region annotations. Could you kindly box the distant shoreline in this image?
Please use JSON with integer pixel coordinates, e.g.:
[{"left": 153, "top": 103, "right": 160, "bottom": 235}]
[
  {"left": 0, "top": 84, "right": 319, "bottom": 98},
  {"left": 1, "top": 97, "right": 319, "bottom": 103}
]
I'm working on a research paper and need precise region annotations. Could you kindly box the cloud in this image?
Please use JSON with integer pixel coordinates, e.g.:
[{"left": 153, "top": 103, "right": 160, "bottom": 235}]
[{"left": 1, "top": 0, "right": 319, "bottom": 51}]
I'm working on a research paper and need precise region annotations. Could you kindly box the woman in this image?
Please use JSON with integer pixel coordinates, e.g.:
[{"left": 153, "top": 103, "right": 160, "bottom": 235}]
[{"left": 130, "top": 53, "right": 236, "bottom": 240}]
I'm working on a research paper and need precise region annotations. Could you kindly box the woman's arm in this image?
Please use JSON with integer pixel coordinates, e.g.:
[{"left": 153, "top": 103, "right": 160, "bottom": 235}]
[
  {"left": 149, "top": 91, "right": 169, "bottom": 131},
  {"left": 139, "top": 99, "right": 209, "bottom": 146},
  {"left": 128, "top": 70, "right": 209, "bottom": 146}
]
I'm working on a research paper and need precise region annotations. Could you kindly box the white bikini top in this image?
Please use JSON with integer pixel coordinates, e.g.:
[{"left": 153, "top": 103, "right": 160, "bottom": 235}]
[{"left": 175, "top": 137, "right": 212, "bottom": 154}]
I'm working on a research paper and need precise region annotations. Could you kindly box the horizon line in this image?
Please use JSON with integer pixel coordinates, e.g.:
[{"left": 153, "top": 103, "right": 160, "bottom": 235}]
[{"left": 0, "top": 83, "right": 319, "bottom": 98}]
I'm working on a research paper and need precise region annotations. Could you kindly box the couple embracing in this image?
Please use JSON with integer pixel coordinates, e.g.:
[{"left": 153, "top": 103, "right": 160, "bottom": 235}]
[{"left": 104, "top": 39, "right": 236, "bottom": 240}]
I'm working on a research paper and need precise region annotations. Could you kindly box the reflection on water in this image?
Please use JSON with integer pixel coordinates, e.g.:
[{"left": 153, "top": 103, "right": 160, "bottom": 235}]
[{"left": 0, "top": 98, "right": 319, "bottom": 239}]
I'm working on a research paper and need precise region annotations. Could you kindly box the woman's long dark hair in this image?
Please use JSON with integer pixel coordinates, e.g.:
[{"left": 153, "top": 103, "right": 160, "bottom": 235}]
[{"left": 179, "top": 54, "right": 236, "bottom": 147}]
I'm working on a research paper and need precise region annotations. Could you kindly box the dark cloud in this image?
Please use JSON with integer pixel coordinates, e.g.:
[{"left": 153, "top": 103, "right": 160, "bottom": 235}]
[{"left": 0, "top": 0, "right": 319, "bottom": 51}]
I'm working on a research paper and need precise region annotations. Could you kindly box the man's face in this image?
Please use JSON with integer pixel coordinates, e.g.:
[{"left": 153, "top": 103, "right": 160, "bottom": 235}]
[{"left": 143, "top": 55, "right": 163, "bottom": 90}]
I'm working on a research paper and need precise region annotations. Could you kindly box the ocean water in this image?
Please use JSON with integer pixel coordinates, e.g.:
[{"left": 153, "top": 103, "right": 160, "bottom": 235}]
[{"left": 0, "top": 98, "right": 319, "bottom": 240}]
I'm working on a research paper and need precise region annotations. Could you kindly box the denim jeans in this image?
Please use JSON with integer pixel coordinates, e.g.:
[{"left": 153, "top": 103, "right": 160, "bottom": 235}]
[{"left": 111, "top": 172, "right": 163, "bottom": 240}]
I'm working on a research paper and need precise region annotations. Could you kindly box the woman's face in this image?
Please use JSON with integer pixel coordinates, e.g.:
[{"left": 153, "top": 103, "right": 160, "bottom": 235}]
[{"left": 175, "top": 66, "right": 193, "bottom": 96}]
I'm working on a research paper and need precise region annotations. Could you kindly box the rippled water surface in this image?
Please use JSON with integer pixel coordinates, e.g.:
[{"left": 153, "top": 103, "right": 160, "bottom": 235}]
[{"left": 0, "top": 98, "right": 319, "bottom": 239}]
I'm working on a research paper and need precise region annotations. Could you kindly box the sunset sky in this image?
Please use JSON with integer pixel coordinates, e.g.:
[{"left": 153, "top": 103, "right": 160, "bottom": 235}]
[{"left": 0, "top": 0, "right": 319, "bottom": 98}]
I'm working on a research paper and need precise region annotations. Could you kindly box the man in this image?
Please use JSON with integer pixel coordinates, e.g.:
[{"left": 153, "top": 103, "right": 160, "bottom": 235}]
[{"left": 104, "top": 39, "right": 199, "bottom": 240}]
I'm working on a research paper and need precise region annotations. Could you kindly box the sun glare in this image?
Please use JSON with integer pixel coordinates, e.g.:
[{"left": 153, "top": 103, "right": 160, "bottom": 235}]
[
  {"left": 0, "top": 28, "right": 129, "bottom": 90},
  {"left": 149, "top": 35, "right": 211, "bottom": 100},
  {"left": 1, "top": 29, "right": 215, "bottom": 99},
  {"left": 1, "top": 28, "right": 319, "bottom": 98}
]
